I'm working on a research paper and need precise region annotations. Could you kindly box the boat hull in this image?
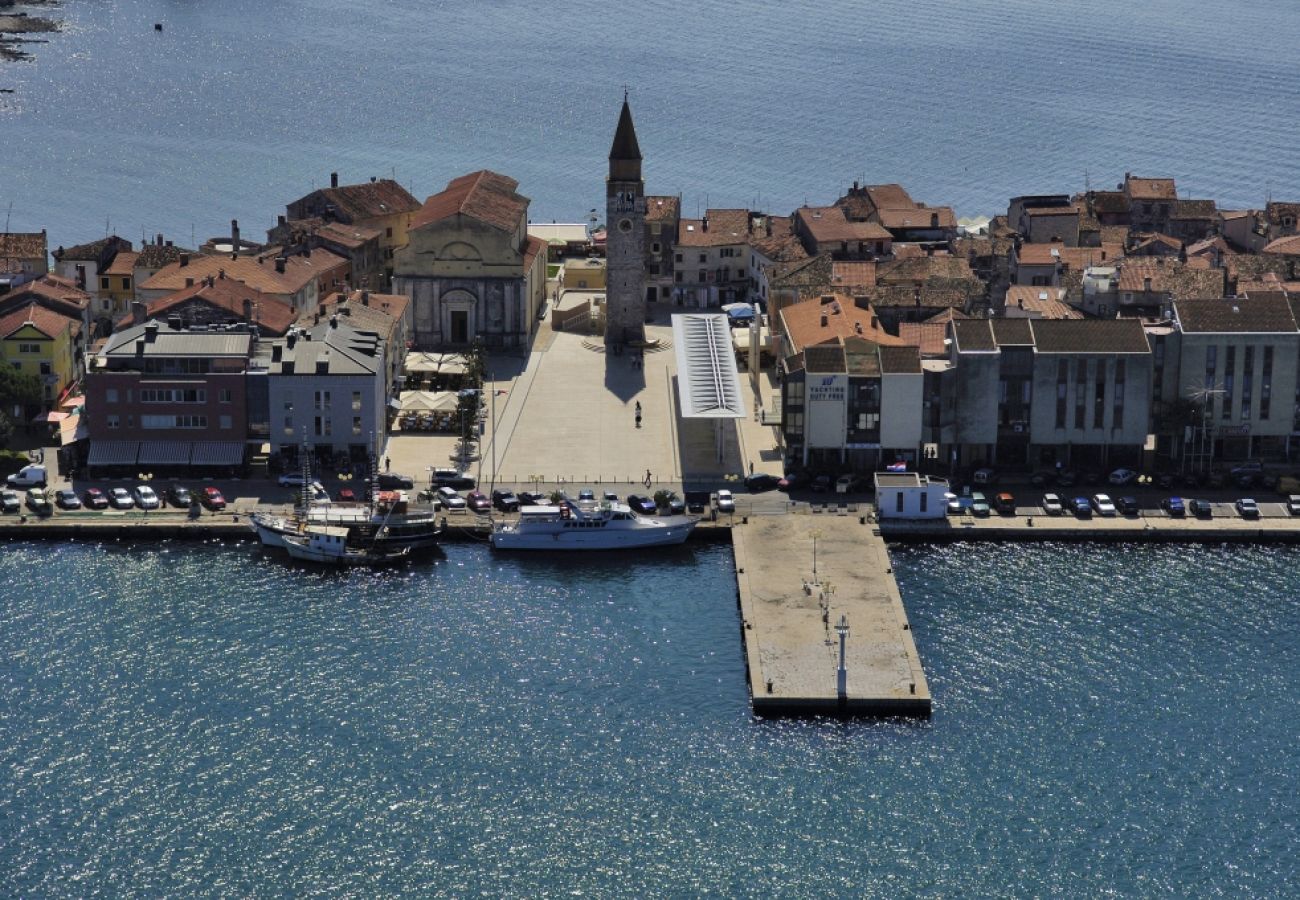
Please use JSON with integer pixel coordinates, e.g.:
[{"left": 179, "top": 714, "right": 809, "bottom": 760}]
[
  {"left": 490, "top": 519, "right": 695, "bottom": 550},
  {"left": 249, "top": 511, "right": 440, "bottom": 552}
]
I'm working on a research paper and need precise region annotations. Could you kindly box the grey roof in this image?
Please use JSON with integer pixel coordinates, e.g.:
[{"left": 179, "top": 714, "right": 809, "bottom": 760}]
[
  {"left": 671, "top": 314, "right": 745, "bottom": 418},
  {"left": 102, "top": 321, "right": 253, "bottom": 357},
  {"left": 952, "top": 319, "right": 996, "bottom": 352},
  {"left": 1175, "top": 297, "right": 1299, "bottom": 334},
  {"left": 262, "top": 317, "right": 382, "bottom": 376},
  {"left": 1030, "top": 319, "right": 1152, "bottom": 354}
]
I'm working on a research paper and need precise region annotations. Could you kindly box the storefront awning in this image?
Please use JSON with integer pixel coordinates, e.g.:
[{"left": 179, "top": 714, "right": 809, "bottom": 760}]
[
  {"left": 88, "top": 441, "right": 140, "bottom": 466},
  {"left": 190, "top": 442, "right": 245, "bottom": 466},
  {"left": 138, "top": 441, "right": 193, "bottom": 465}
]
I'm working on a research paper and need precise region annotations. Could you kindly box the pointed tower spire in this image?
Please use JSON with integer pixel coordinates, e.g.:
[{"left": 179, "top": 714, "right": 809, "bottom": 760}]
[{"left": 609, "top": 96, "right": 642, "bottom": 163}]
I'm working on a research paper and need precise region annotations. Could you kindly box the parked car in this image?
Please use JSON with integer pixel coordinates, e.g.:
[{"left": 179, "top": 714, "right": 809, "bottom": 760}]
[
  {"left": 0, "top": 488, "right": 21, "bottom": 513},
  {"left": 1091, "top": 493, "right": 1117, "bottom": 517},
  {"left": 714, "top": 490, "right": 736, "bottom": 514},
  {"left": 200, "top": 486, "right": 226, "bottom": 511},
  {"left": 466, "top": 490, "right": 492, "bottom": 513},
  {"left": 431, "top": 468, "right": 475, "bottom": 489},
  {"left": 969, "top": 492, "right": 990, "bottom": 516},
  {"left": 972, "top": 467, "right": 995, "bottom": 486},
  {"left": 1108, "top": 468, "right": 1138, "bottom": 486},
  {"left": 1072, "top": 497, "right": 1092, "bottom": 518},
  {"left": 1189, "top": 498, "right": 1213, "bottom": 519},
  {"left": 517, "top": 490, "right": 546, "bottom": 506},
  {"left": 1235, "top": 498, "right": 1260, "bottom": 519},
  {"left": 166, "top": 486, "right": 194, "bottom": 508},
  {"left": 133, "top": 485, "right": 161, "bottom": 509},
  {"left": 492, "top": 490, "right": 521, "bottom": 512},
  {"left": 777, "top": 472, "right": 803, "bottom": 492},
  {"left": 108, "top": 487, "right": 135, "bottom": 509},
  {"left": 377, "top": 473, "right": 415, "bottom": 491},
  {"left": 1116, "top": 496, "right": 1140, "bottom": 516},
  {"left": 994, "top": 492, "right": 1016, "bottom": 515},
  {"left": 1041, "top": 493, "right": 1064, "bottom": 516},
  {"left": 810, "top": 474, "right": 832, "bottom": 493},
  {"left": 745, "top": 473, "right": 781, "bottom": 492},
  {"left": 835, "top": 474, "right": 858, "bottom": 494},
  {"left": 626, "top": 494, "right": 657, "bottom": 515},
  {"left": 603, "top": 491, "right": 619, "bottom": 503},
  {"left": 436, "top": 487, "right": 467, "bottom": 510},
  {"left": 54, "top": 488, "right": 82, "bottom": 510},
  {"left": 577, "top": 488, "right": 595, "bottom": 501},
  {"left": 684, "top": 491, "right": 709, "bottom": 513},
  {"left": 665, "top": 494, "right": 686, "bottom": 515},
  {"left": 335, "top": 487, "right": 357, "bottom": 503},
  {"left": 277, "top": 472, "right": 311, "bottom": 487},
  {"left": 6, "top": 464, "right": 47, "bottom": 489},
  {"left": 1161, "top": 497, "right": 1186, "bottom": 517},
  {"left": 1287, "top": 495, "right": 1300, "bottom": 516},
  {"left": 81, "top": 487, "right": 109, "bottom": 509},
  {"left": 26, "top": 488, "right": 52, "bottom": 515}
]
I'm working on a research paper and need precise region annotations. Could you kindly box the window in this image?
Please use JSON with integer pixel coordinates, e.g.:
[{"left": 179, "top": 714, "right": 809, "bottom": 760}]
[
  {"left": 314, "top": 416, "right": 331, "bottom": 437},
  {"left": 919, "top": 492, "right": 928, "bottom": 513},
  {"left": 675, "top": 253, "right": 683, "bottom": 263},
  {"left": 219, "top": 389, "right": 232, "bottom": 403},
  {"left": 1113, "top": 359, "right": 1125, "bottom": 430},
  {"left": 651, "top": 243, "right": 661, "bottom": 254},
  {"left": 1055, "top": 360, "right": 1068, "bottom": 428},
  {"left": 39, "top": 362, "right": 51, "bottom": 375},
  {"left": 1093, "top": 373, "right": 1106, "bottom": 429},
  {"left": 352, "top": 416, "right": 362, "bottom": 436},
  {"left": 1222, "top": 346, "right": 1235, "bottom": 420},
  {"left": 121, "top": 277, "right": 131, "bottom": 290},
  {"left": 1241, "top": 346, "right": 1254, "bottom": 420},
  {"left": 674, "top": 271, "right": 682, "bottom": 283},
  {"left": 1074, "top": 361, "right": 1087, "bottom": 430},
  {"left": 18, "top": 343, "right": 39, "bottom": 354},
  {"left": 100, "top": 276, "right": 110, "bottom": 291},
  {"left": 896, "top": 492, "right": 904, "bottom": 513},
  {"left": 142, "top": 414, "right": 206, "bottom": 429},
  {"left": 1205, "top": 344, "right": 1216, "bottom": 385},
  {"left": 140, "top": 388, "right": 206, "bottom": 403},
  {"left": 314, "top": 390, "right": 330, "bottom": 410},
  {"left": 219, "top": 415, "right": 232, "bottom": 430},
  {"left": 351, "top": 391, "right": 362, "bottom": 411},
  {"left": 698, "top": 253, "right": 707, "bottom": 264},
  {"left": 386, "top": 227, "right": 393, "bottom": 238},
  {"left": 698, "top": 272, "right": 706, "bottom": 282},
  {"left": 106, "top": 388, "right": 119, "bottom": 403},
  {"left": 785, "top": 412, "right": 803, "bottom": 433},
  {"left": 283, "top": 418, "right": 295, "bottom": 437},
  {"left": 106, "top": 414, "right": 120, "bottom": 429},
  {"left": 1261, "top": 346, "right": 1273, "bottom": 420}
]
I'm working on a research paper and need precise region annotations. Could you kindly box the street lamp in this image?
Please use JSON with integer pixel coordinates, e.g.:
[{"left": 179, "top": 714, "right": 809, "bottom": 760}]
[
  {"left": 835, "top": 615, "right": 850, "bottom": 702},
  {"left": 138, "top": 471, "right": 153, "bottom": 518}
]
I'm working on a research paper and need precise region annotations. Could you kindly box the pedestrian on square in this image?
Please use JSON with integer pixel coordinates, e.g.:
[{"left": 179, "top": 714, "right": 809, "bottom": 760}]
[{"left": 644, "top": 469, "right": 652, "bottom": 487}]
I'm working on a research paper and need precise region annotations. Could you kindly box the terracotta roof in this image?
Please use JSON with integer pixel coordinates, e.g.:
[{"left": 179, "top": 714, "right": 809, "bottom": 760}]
[
  {"left": 1030, "top": 318, "right": 1151, "bottom": 353},
  {"left": 1176, "top": 297, "right": 1298, "bottom": 333},
  {"left": 798, "top": 206, "right": 892, "bottom": 243},
  {"left": 104, "top": 251, "right": 139, "bottom": 277},
  {"left": 878, "top": 345, "right": 921, "bottom": 374},
  {"left": 315, "top": 221, "right": 383, "bottom": 249},
  {"left": 1117, "top": 262, "right": 1225, "bottom": 298},
  {"left": 1024, "top": 206, "right": 1077, "bottom": 218},
  {"left": 1004, "top": 286, "right": 1083, "bottom": 319},
  {"left": 1100, "top": 225, "right": 1130, "bottom": 245},
  {"left": 875, "top": 206, "right": 956, "bottom": 230},
  {"left": 866, "top": 282, "right": 980, "bottom": 310},
  {"left": 898, "top": 322, "right": 950, "bottom": 357},
  {"left": 121, "top": 278, "right": 297, "bottom": 335},
  {"left": 952, "top": 319, "right": 996, "bottom": 352},
  {"left": 831, "top": 261, "right": 877, "bottom": 288},
  {"left": 1130, "top": 233, "right": 1182, "bottom": 255},
  {"left": 779, "top": 293, "right": 903, "bottom": 353},
  {"left": 523, "top": 234, "right": 547, "bottom": 268},
  {"left": 0, "top": 302, "right": 81, "bottom": 340},
  {"left": 677, "top": 210, "right": 751, "bottom": 248},
  {"left": 876, "top": 255, "right": 977, "bottom": 284},
  {"left": 1089, "top": 191, "right": 1128, "bottom": 214},
  {"left": 803, "top": 343, "right": 846, "bottom": 373},
  {"left": 141, "top": 249, "right": 348, "bottom": 296},
  {"left": 1262, "top": 235, "right": 1300, "bottom": 257},
  {"left": 749, "top": 217, "right": 808, "bottom": 263},
  {"left": 309, "top": 179, "right": 420, "bottom": 221},
  {"left": 1125, "top": 176, "right": 1177, "bottom": 201},
  {"left": 315, "top": 290, "right": 409, "bottom": 344},
  {"left": 135, "top": 243, "right": 195, "bottom": 270},
  {"left": 52, "top": 236, "right": 130, "bottom": 261},
  {"left": 1017, "top": 242, "right": 1124, "bottom": 269},
  {"left": 923, "top": 308, "right": 970, "bottom": 323},
  {"left": 645, "top": 195, "right": 680, "bottom": 224},
  {"left": 320, "top": 289, "right": 410, "bottom": 324},
  {"left": 1172, "top": 199, "right": 1217, "bottom": 220},
  {"left": 837, "top": 184, "right": 916, "bottom": 221},
  {"left": 410, "top": 170, "right": 527, "bottom": 233},
  {"left": 1185, "top": 236, "right": 1232, "bottom": 258},
  {"left": 0, "top": 232, "right": 47, "bottom": 260},
  {"left": 2, "top": 273, "right": 90, "bottom": 308}
]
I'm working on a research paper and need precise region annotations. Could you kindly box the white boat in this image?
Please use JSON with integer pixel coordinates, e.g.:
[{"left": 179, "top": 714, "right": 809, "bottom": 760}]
[
  {"left": 490, "top": 499, "right": 696, "bottom": 550},
  {"left": 281, "top": 525, "right": 411, "bottom": 566},
  {"left": 250, "top": 490, "right": 440, "bottom": 552}
]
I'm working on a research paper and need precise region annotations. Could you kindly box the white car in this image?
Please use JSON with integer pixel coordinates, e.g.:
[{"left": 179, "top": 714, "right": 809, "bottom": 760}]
[
  {"left": 278, "top": 472, "right": 311, "bottom": 487},
  {"left": 1091, "top": 493, "right": 1118, "bottom": 516},
  {"left": 1042, "top": 493, "right": 1064, "bottom": 516},
  {"left": 436, "top": 486, "right": 467, "bottom": 510},
  {"left": 715, "top": 489, "right": 736, "bottom": 513},
  {"left": 1108, "top": 468, "right": 1138, "bottom": 486},
  {"left": 109, "top": 487, "right": 135, "bottom": 509},
  {"left": 133, "top": 485, "right": 161, "bottom": 509}
]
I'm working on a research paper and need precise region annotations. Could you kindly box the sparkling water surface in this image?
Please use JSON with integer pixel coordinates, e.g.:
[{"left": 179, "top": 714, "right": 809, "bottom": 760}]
[
  {"left": 2, "top": 540, "right": 1296, "bottom": 895},
  {"left": 4, "top": 0, "right": 1300, "bottom": 244}
]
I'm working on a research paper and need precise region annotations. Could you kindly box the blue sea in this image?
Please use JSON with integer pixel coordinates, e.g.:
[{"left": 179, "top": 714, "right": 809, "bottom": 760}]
[
  {"left": 1, "top": 540, "right": 1297, "bottom": 895},
  {"left": 4, "top": 0, "right": 1300, "bottom": 248}
]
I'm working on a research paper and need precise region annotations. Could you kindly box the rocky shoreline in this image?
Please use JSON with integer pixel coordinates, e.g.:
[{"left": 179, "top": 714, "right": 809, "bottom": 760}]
[{"left": 0, "top": 1, "right": 62, "bottom": 64}]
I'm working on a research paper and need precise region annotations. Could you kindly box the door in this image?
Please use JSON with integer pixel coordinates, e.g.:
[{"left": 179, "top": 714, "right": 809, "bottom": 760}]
[{"left": 450, "top": 310, "right": 469, "bottom": 344}]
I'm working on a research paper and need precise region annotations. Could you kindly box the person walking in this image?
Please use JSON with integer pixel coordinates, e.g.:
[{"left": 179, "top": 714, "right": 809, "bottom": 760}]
[{"left": 644, "top": 469, "right": 652, "bottom": 488}]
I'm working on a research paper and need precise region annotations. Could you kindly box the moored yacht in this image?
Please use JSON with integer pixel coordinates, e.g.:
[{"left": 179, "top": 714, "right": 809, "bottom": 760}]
[
  {"left": 281, "top": 525, "right": 412, "bottom": 566},
  {"left": 490, "top": 499, "right": 696, "bottom": 550},
  {"left": 251, "top": 489, "right": 441, "bottom": 552}
]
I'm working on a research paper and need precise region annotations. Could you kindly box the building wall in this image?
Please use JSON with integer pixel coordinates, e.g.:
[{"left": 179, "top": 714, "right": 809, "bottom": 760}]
[
  {"left": 85, "top": 370, "right": 248, "bottom": 443},
  {"left": 881, "top": 371, "right": 923, "bottom": 450},
  {"left": 1028, "top": 353, "right": 1153, "bottom": 448},
  {"left": 1, "top": 322, "right": 79, "bottom": 408},
  {"left": 950, "top": 353, "right": 1000, "bottom": 446},
  {"left": 267, "top": 371, "right": 386, "bottom": 456},
  {"left": 1175, "top": 333, "right": 1299, "bottom": 439},
  {"left": 673, "top": 242, "right": 748, "bottom": 306},
  {"left": 876, "top": 480, "right": 948, "bottom": 519}
]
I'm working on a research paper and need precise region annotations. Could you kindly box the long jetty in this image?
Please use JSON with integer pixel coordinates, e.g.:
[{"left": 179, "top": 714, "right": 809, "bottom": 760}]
[{"left": 731, "top": 513, "right": 931, "bottom": 718}]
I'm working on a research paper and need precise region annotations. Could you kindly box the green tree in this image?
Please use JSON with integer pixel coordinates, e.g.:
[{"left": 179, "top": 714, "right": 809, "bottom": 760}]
[{"left": 0, "top": 367, "right": 41, "bottom": 448}]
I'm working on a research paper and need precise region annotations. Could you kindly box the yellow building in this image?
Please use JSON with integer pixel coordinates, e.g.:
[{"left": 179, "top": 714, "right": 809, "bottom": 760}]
[
  {"left": 102, "top": 250, "right": 139, "bottom": 319},
  {"left": 0, "top": 303, "right": 84, "bottom": 411}
]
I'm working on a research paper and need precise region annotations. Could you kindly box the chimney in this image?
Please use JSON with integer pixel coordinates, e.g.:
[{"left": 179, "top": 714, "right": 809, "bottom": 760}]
[
  {"left": 243, "top": 298, "right": 253, "bottom": 321},
  {"left": 330, "top": 172, "right": 339, "bottom": 189},
  {"left": 179, "top": 253, "right": 190, "bottom": 267},
  {"left": 131, "top": 300, "right": 146, "bottom": 326},
  {"left": 185, "top": 277, "right": 195, "bottom": 288},
  {"left": 361, "top": 290, "right": 370, "bottom": 306},
  {"left": 329, "top": 314, "right": 339, "bottom": 329},
  {"left": 852, "top": 180, "right": 859, "bottom": 191},
  {"left": 820, "top": 313, "right": 828, "bottom": 327},
  {"left": 275, "top": 256, "right": 287, "bottom": 274},
  {"left": 702, "top": 215, "right": 709, "bottom": 233},
  {"left": 302, "top": 246, "right": 311, "bottom": 258},
  {"left": 316, "top": 353, "right": 330, "bottom": 374},
  {"left": 135, "top": 339, "right": 145, "bottom": 356},
  {"left": 164, "top": 240, "right": 173, "bottom": 247},
  {"left": 870, "top": 315, "right": 879, "bottom": 330},
  {"left": 218, "top": 269, "right": 225, "bottom": 280},
  {"left": 278, "top": 214, "right": 286, "bottom": 226},
  {"left": 144, "top": 321, "right": 160, "bottom": 343},
  {"left": 272, "top": 343, "right": 283, "bottom": 362},
  {"left": 286, "top": 330, "right": 297, "bottom": 349},
  {"left": 1143, "top": 277, "right": 1152, "bottom": 292},
  {"left": 231, "top": 219, "right": 240, "bottom": 251},
  {"left": 155, "top": 233, "right": 163, "bottom": 246}
]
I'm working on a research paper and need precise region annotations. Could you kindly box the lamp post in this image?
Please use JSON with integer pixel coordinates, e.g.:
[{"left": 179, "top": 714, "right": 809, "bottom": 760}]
[
  {"left": 835, "top": 615, "right": 849, "bottom": 703},
  {"left": 139, "top": 471, "right": 153, "bottom": 518}
]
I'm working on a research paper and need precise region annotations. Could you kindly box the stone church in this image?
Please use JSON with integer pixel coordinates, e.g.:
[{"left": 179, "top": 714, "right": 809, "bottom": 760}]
[
  {"left": 605, "top": 97, "right": 648, "bottom": 346},
  {"left": 393, "top": 170, "right": 548, "bottom": 349}
]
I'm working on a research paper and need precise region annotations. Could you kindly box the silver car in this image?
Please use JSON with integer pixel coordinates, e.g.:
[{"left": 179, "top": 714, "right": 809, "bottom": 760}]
[{"left": 134, "top": 485, "right": 161, "bottom": 509}]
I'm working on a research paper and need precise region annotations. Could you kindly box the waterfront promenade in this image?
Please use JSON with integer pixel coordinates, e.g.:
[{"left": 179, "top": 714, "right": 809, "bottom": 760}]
[{"left": 731, "top": 514, "right": 930, "bottom": 717}]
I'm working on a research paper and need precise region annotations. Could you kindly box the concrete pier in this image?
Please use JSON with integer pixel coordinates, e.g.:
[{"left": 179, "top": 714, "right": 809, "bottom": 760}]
[{"left": 731, "top": 515, "right": 930, "bottom": 718}]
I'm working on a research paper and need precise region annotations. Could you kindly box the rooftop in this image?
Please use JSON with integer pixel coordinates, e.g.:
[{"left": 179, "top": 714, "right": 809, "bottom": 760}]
[
  {"left": 1174, "top": 297, "right": 1299, "bottom": 334},
  {"left": 677, "top": 209, "right": 751, "bottom": 248},
  {"left": 780, "top": 293, "right": 903, "bottom": 353},
  {"left": 300, "top": 178, "right": 420, "bottom": 221},
  {"left": 1125, "top": 176, "right": 1177, "bottom": 201},
  {"left": 102, "top": 321, "right": 254, "bottom": 358},
  {"left": 124, "top": 277, "right": 296, "bottom": 335},
  {"left": 0, "top": 232, "right": 47, "bottom": 260},
  {"left": 410, "top": 170, "right": 528, "bottom": 233},
  {"left": 0, "top": 302, "right": 81, "bottom": 340},
  {"left": 141, "top": 249, "right": 348, "bottom": 296}
]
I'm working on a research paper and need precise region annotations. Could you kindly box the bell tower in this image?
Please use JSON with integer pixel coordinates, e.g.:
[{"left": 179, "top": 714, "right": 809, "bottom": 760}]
[{"left": 605, "top": 94, "right": 647, "bottom": 346}]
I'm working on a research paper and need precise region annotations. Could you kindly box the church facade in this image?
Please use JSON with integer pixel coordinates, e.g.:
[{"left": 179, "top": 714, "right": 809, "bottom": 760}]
[
  {"left": 393, "top": 170, "right": 547, "bottom": 350},
  {"left": 605, "top": 98, "right": 648, "bottom": 346}
]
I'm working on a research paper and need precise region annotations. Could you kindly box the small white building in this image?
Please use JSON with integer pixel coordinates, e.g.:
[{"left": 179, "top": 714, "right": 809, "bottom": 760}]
[{"left": 874, "top": 472, "right": 949, "bottom": 519}]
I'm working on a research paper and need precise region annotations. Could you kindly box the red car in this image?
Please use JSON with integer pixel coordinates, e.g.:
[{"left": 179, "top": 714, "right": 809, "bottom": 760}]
[
  {"left": 201, "top": 486, "right": 227, "bottom": 510},
  {"left": 466, "top": 490, "right": 492, "bottom": 513},
  {"left": 82, "top": 487, "right": 109, "bottom": 509},
  {"left": 336, "top": 488, "right": 358, "bottom": 503}
]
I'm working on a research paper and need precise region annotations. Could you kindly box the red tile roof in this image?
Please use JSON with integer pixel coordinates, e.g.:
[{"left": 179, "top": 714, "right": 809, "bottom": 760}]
[
  {"left": 677, "top": 209, "right": 751, "bottom": 248},
  {"left": 798, "top": 206, "right": 892, "bottom": 243},
  {"left": 1125, "top": 176, "right": 1177, "bottom": 201},
  {"left": 0, "top": 232, "right": 47, "bottom": 260},
  {"left": 120, "top": 278, "right": 297, "bottom": 335},
  {"left": 523, "top": 235, "right": 547, "bottom": 268},
  {"left": 0, "top": 302, "right": 81, "bottom": 339},
  {"left": 410, "top": 170, "right": 528, "bottom": 233},
  {"left": 645, "top": 195, "right": 680, "bottom": 224},
  {"left": 831, "top": 260, "right": 877, "bottom": 288},
  {"left": 779, "top": 293, "right": 904, "bottom": 353},
  {"left": 104, "top": 251, "right": 140, "bottom": 277},
  {"left": 1262, "top": 235, "right": 1300, "bottom": 257},
  {"left": 142, "top": 249, "right": 349, "bottom": 296},
  {"left": 309, "top": 179, "right": 420, "bottom": 221},
  {"left": 875, "top": 206, "right": 957, "bottom": 230}
]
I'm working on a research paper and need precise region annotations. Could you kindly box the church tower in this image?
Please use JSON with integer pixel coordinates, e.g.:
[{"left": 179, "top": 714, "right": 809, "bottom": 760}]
[{"left": 605, "top": 96, "right": 647, "bottom": 346}]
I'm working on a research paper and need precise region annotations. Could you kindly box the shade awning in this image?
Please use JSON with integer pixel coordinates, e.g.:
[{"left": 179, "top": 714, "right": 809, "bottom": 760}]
[
  {"left": 138, "top": 441, "right": 193, "bottom": 465},
  {"left": 88, "top": 440, "right": 141, "bottom": 466},
  {"left": 671, "top": 313, "right": 746, "bottom": 419},
  {"left": 398, "top": 390, "right": 460, "bottom": 412},
  {"left": 190, "top": 442, "right": 245, "bottom": 466},
  {"left": 32, "top": 411, "right": 69, "bottom": 423}
]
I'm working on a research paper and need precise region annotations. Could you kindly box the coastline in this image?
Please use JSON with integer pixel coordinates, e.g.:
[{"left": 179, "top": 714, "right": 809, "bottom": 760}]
[{"left": 0, "top": 1, "right": 61, "bottom": 64}]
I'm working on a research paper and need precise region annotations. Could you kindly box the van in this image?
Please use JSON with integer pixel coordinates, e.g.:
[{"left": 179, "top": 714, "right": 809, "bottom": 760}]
[
  {"left": 6, "top": 464, "right": 47, "bottom": 489},
  {"left": 972, "top": 467, "right": 995, "bottom": 486}
]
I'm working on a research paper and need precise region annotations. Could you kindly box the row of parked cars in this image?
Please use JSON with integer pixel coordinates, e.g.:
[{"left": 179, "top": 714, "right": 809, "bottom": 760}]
[
  {"left": 947, "top": 489, "right": 1297, "bottom": 520},
  {"left": 0, "top": 484, "right": 228, "bottom": 516}
]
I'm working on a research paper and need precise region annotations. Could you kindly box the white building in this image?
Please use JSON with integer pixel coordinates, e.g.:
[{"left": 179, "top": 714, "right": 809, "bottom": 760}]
[{"left": 874, "top": 472, "right": 949, "bottom": 519}]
